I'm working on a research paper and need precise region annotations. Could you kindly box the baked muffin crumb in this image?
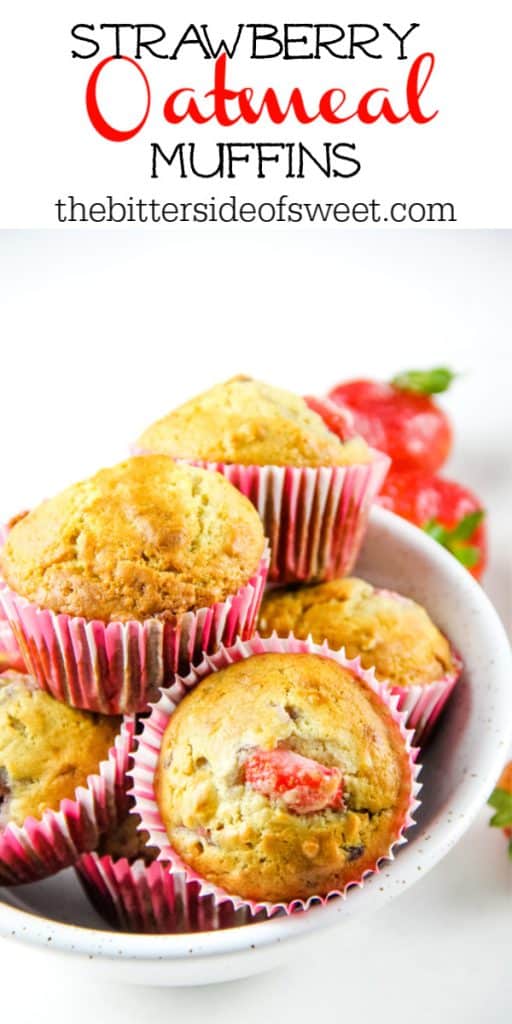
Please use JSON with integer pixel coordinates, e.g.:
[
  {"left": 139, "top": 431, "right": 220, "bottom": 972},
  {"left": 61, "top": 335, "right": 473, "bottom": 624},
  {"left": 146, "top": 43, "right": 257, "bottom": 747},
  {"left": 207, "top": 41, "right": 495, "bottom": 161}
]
[
  {"left": 0, "top": 455, "right": 265, "bottom": 623},
  {"left": 0, "top": 672, "right": 119, "bottom": 829},
  {"left": 259, "top": 577, "right": 455, "bottom": 688},
  {"left": 137, "top": 377, "right": 371, "bottom": 468}
]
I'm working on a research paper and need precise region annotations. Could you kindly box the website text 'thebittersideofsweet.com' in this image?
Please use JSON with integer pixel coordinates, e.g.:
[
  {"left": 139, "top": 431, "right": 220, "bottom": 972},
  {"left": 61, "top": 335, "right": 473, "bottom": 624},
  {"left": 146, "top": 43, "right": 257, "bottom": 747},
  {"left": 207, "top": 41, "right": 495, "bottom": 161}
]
[{"left": 54, "top": 194, "right": 457, "bottom": 225}]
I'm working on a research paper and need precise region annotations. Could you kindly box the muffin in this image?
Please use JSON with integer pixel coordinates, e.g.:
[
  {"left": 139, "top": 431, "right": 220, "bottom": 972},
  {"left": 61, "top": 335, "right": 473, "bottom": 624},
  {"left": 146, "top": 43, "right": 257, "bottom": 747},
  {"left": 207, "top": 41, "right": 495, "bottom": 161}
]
[
  {"left": 259, "top": 578, "right": 461, "bottom": 744},
  {"left": 0, "top": 671, "right": 125, "bottom": 884},
  {"left": 136, "top": 377, "right": 390, "bottom": 583},
  {"left": 0, "top": 454, "right": 264, "bottom": 622},
  {"left": 0, "top": 456, "right": 268, "bottom": 712},
  {"left": 137, "top": 376, "right": 370, "bottom": 468},
  {"left": 132, "top": 638, "right": 419, "bottom": 912},
  {"left": 259, "top": 577, "right": 456, "bottom": 686}
]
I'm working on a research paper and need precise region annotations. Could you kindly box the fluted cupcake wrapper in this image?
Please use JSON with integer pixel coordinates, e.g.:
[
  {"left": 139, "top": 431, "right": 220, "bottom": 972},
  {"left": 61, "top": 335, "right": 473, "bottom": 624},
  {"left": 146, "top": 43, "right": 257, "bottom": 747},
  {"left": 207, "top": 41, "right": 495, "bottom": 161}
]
[
  {"left": 390, "top": 665, "right": 461, "bottom": 747},
  {"left": 131, "top": 633, "right": 422, "bottom": 920},
  {"left": 0, "top": 526, "right": 23, "bottom": 671},
  {"left": 0, "top": 718, "right": 135, "bottom": 885},
  {"left": 175, "top": 454, "right": 390, "bottom": 584},
  {"left": 363, "top": 587, "right": 462, "bottom": 747},
  {"left": 0, "top": 537, "right": 270, "bottom": 714},
  {"left": 75, "top": 852, "right": 260, "bottom": 934},
  {"left": 0, "top": 619, "right": 26, "bottom": 673}
]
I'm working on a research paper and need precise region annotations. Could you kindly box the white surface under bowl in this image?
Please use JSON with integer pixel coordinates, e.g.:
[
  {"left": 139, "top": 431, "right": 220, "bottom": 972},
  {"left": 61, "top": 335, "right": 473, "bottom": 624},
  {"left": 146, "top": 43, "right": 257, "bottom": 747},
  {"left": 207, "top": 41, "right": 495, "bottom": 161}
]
[{"left": 0, "top": 506, "right": 511, "bottom": 986}]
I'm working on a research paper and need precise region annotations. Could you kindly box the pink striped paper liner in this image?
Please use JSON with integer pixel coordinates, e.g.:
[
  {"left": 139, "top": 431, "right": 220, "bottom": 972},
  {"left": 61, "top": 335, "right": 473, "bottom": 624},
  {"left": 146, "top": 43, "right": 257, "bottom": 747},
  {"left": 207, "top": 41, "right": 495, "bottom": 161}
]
[
  {"left": 75, "top": 852, "right": 259, "bottom": 933},
  {"left": 0, "top": 717, "right": 136, "bottom": 885},
  {"left": 184, "top": 456, "right": 389, "bottom": 584},
  {"left": 0, "top": 541, "right": 269, "bottom": 714},
  {"left": 131, "top": 633, "right": 421, "bottom": 919},
  {"left": 390, "top": 656, "right": 462, "bottom": 746},
  {"left": 133, "top": 448, "right": 390, "bottom": 584},
  {"left": 372, "top": 587, "right": 462, "bottom": 746},
  {"left": 0, "top": 618, "right": 26, "bottom": 673},
  {"left": 0, "top": 519, "right": 24, "bottom": 673}
]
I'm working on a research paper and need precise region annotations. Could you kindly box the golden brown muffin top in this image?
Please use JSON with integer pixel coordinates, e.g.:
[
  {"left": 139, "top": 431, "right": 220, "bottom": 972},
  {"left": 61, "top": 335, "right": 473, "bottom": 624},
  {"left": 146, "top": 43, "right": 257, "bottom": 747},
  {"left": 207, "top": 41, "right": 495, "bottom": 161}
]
[
  {"left": 0, "top": 455, "right": 265, "bottom": 623},
  {"left": 0, "top": 672, "right": 120, "bottom": 829},
  {"left": 98, "top": 809, "right": 158, "bottom": 865},
  {"left": 259, "top": 577, "right": 455, "bottom": 688},
  {"left": 155, "top": 652, "right": 411, "bottom": 904},
  {"left": 137, "top": 376, "right": 371, "bottom": 468}
]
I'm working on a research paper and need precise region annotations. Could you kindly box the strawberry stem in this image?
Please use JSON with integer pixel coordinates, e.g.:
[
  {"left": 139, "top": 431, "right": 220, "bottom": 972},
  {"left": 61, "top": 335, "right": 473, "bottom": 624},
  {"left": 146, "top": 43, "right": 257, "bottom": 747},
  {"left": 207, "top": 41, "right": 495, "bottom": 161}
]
[{"left": 391, "top": 367, "right": 456, "bottom": 395}]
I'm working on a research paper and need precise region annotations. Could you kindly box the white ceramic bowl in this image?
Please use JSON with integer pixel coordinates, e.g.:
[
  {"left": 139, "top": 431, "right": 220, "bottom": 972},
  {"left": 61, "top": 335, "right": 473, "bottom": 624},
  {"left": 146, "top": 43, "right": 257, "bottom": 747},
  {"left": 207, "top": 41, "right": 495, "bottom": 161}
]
[{"left": 1, "top": 506, "right": 511, "bottom": 986}]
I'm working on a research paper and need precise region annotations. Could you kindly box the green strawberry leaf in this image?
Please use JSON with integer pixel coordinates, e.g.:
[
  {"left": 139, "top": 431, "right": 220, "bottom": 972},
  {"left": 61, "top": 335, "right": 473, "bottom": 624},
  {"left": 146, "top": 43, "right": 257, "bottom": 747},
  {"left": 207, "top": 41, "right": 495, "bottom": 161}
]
[
  {"left": 449, "top": 542, "right": 481, "bottom": 569},
  {"left": 391, "top": 367, "right": 456, "bottom": 395},
  {"left": 488, "top": 787, "right": 512, "bottom": 828},
  {"left": 423, "top": 511, "right": 484, "bottom": 569},
  {"left": 449, "top": 510, "right": 485, "bottom": 541},
  {"left": 423, "top": 519, "right": 449, "bottom": 544}
]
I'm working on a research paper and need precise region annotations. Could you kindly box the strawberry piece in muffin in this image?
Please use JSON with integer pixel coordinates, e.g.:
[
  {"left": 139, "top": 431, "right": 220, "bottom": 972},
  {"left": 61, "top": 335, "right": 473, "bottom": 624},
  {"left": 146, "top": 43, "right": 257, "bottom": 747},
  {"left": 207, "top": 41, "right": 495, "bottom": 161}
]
[{"left": 244, "top": 748, "right": 344, "bottom": 814}]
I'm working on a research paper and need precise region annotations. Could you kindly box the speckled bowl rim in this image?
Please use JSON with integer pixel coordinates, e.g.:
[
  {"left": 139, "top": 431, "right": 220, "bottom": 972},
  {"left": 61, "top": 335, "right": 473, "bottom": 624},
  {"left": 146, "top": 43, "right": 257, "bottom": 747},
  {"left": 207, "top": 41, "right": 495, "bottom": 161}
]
[{"left": 1, "top": 506, "right": 511, "bottom": 965}]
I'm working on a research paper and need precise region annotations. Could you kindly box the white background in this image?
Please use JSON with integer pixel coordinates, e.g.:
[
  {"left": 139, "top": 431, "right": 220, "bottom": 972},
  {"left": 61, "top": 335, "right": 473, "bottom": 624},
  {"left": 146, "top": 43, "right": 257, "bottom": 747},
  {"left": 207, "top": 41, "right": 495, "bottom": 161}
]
[
  {"left": 1, "top": 1, "right": 512, "bottom": 227},
  {"left": 0, "top": 230, "right": 511, "bottom": 1020}
]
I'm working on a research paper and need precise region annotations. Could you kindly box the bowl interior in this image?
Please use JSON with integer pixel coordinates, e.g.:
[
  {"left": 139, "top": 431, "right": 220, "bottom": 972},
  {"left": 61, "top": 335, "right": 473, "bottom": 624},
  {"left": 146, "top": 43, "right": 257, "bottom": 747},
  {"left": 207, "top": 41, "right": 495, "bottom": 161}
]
[{"left": 1, "top": 506, "right": 511, "bottom": 975}]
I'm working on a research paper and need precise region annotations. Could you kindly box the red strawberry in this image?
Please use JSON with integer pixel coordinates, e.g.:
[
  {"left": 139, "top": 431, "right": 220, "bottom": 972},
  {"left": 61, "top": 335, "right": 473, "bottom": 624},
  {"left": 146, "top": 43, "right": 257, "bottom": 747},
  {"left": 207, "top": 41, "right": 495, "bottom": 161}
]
[
  {"left": 489, "top": 762, "right": 512, "bottom": 857},
  {"left": 378, "top": 469, "right": 487, "bottom": 579},
  {"left": 327, "top": 368, "right": 454, "bottom": 473},
  {"left": 244, "top": 747, "right": 343, "bottom": 814}
]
